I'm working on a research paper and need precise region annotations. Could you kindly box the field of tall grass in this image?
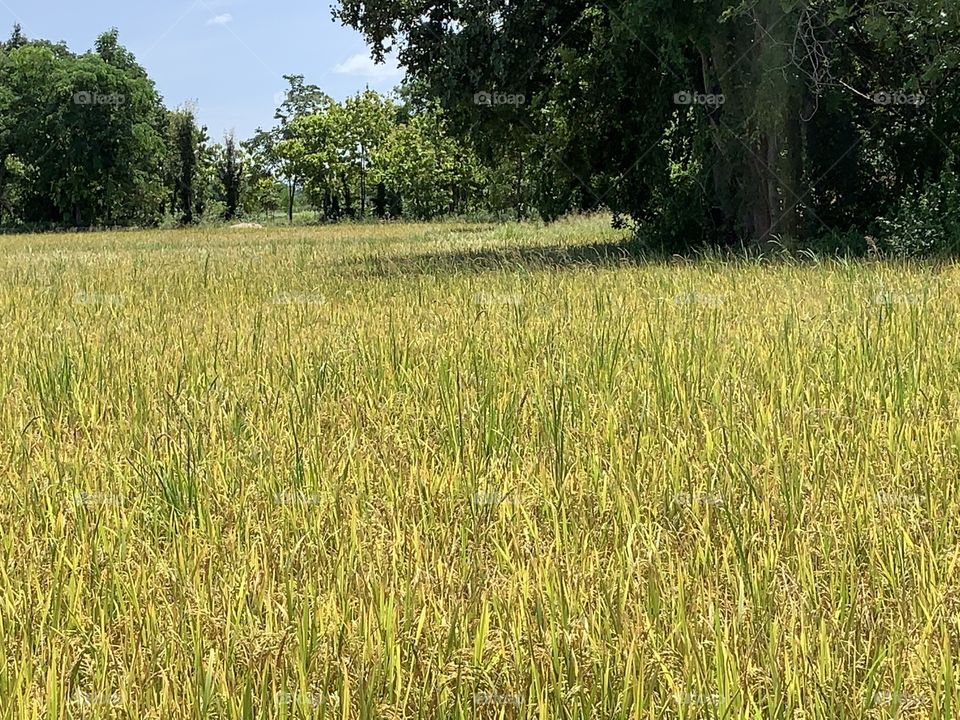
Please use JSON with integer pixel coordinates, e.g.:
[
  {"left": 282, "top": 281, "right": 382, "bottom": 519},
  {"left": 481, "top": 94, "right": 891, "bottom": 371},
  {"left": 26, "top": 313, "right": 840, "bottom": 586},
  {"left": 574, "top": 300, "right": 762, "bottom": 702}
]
[{"left": 2, "top": 215, "right": 959, "bottom": 718}]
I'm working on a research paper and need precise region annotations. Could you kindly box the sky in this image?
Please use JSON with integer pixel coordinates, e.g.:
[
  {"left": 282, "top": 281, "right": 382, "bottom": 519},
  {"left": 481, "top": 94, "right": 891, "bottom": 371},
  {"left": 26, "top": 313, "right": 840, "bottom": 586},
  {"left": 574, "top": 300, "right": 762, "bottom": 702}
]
[{"left": 0, "top": 0, "right": 405, "bottom": 140}]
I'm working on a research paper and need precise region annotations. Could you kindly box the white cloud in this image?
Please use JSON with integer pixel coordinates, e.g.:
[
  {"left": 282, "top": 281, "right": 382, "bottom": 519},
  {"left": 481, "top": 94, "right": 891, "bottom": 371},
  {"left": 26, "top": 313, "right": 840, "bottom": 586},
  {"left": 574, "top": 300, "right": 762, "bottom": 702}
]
[
  {"left": 334, "top": 53, "right": 402, "bottom": 80},
  {"left": 207, "top": 13, "right": 233, "bottom": 26}
]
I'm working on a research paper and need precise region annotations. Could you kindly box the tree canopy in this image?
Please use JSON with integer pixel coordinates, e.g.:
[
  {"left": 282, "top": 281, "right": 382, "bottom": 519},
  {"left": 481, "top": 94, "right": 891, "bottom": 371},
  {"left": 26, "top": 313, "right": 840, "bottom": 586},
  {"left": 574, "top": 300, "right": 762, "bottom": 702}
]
[
  {"left": 3, "top": 9, "right": 960, "bottom": 254},
  {"left": 336, "top": 0, "right": 960, "bottom": 251}
]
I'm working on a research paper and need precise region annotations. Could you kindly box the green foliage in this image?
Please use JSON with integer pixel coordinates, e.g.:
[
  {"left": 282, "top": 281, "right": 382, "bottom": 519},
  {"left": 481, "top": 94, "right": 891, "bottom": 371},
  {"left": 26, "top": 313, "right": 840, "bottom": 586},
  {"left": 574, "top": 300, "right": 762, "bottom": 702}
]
[
  {"left": 271, "top": 90, "right": 483, "bottom": 222},
  {"left": 373, "top": 181, "right": 387, "bottom": 218},
  {"left": 243, "top": 176, "right": 282, "bottom": 218},
  {"left": 169, "top": 107, "right": 199, "bottom": 224},
  {"left": 336, "top": 0, "right": 960, "bottom": 251},
  {"left": 268, "top": 75, "right": 332, "bottom": 223},
  {"left": 0, "top": 27, "right": 166, "bottom": 226},
  {"left": 371, "top": 109, "right": 478, "bottom": 219},
  {"left": 876, "top": 167, "right": 960, "bottom": 256},
  {"left": 215, "top": 133, "right": 244, "bottom": 221},
  {"left": 4, "top": 4, "right": 960, "bottom": 247}
]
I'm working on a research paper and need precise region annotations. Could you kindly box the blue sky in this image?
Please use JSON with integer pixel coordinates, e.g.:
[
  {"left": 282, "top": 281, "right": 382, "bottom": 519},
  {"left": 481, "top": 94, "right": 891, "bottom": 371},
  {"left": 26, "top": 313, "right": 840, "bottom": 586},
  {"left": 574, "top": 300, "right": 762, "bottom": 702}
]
[{"left": 0, "top": 0, "right": 404, "bottom": 140}]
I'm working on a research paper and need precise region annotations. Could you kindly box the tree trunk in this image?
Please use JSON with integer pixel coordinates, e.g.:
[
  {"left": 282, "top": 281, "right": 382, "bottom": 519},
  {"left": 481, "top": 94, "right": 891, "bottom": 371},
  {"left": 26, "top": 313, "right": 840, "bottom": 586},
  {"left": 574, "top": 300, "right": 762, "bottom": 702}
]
[
  {"left": 779, "top": 83, "right": 805, "bottom": 245},
  {"left": 704, "top": 0, "right": 803, "bottom": 249},
  {"left": 515, "top": 151, "right": 524, "bottom": 221},
  {"left": 287, "top": 178, "right": 296, "bottom": 224},
  {"left": 0, "top": 156, "right": 6, "bottom": 225},
  {"left": 360, "top": 145, "right": 366, "bottom": 217}
]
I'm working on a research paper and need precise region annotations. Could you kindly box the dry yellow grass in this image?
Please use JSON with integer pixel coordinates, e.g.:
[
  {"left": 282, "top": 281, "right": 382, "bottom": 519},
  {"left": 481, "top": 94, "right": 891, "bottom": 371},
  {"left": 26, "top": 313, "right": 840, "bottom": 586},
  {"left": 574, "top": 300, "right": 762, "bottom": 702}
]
[{"left": 0, "top": 215, "right": 958, "bottom": 718}]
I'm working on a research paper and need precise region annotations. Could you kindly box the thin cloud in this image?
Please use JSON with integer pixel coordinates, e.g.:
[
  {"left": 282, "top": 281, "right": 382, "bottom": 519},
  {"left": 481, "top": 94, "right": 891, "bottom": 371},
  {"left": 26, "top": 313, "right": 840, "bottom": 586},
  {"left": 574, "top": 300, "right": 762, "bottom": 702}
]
[
  {"left": 207, "top": 13, "right": 233, "bottom": 26},
  {"left": 334, "top": 53, "right": 402, "bottom": 80}
]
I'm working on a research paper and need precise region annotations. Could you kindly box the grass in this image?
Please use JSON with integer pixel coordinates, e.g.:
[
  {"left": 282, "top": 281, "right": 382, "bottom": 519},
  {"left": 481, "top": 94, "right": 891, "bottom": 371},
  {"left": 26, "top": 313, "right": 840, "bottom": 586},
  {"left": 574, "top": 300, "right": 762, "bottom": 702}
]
[{"left": 0, "top": 214, "right": 958, "bottom": 718}]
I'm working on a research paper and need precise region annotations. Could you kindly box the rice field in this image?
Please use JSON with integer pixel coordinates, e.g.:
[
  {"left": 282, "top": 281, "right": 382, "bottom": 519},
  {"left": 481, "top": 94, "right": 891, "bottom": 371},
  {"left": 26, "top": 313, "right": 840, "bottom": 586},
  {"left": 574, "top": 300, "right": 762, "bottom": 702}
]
[{"left": 1, "top": 215, "right": 959, "bottom": 719}]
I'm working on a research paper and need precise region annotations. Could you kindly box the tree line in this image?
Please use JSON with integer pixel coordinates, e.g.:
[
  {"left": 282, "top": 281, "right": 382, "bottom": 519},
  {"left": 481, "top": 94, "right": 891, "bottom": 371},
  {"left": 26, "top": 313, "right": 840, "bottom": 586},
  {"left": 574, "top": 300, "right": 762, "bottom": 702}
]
[
  {"left": 3, "top": 0, "right": 960, "bottom": 253},
  {"left": 0, "top": 26, "right": 525, "bottom": 230},
  {"left": 337, "top": 0, "right": 960, "bottom": 254}
]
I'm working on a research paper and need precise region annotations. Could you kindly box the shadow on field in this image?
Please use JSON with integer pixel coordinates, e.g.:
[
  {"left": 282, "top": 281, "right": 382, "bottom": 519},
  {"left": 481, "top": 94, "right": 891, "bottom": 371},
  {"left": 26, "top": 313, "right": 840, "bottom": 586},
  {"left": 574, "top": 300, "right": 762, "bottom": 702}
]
[{"left": 341, "top": 238, "right": 651, "bottom": 276}]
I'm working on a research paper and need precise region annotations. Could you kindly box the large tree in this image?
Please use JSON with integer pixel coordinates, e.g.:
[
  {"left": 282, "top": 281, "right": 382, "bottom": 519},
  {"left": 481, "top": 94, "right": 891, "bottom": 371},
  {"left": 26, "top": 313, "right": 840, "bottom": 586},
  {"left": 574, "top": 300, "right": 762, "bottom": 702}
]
[
  {"left": 216, "top": 132, "right": 244, "bottom": 221},
  {"left": 246, "top": 74, "right": 332, "bottom": 224},
  {"left": 335, "top": 0, "right": 960, "bottom": 248},
  {"left": 0, "top": 27, "right": 166, "bottom": 226}
]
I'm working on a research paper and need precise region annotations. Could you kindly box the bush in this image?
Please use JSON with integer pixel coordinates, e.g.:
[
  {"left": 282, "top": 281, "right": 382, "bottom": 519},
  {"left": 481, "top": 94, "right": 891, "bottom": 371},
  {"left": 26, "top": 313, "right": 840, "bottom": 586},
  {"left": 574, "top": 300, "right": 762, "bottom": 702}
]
[
  {"left": 874, "top": 166, "right": 960, "bottom": 256},
  {"left": 807, "top": 228, "right": 870, "bottom": 257},
  {"left": 634, "top": 176, "right": 712, "bottom": 253}
]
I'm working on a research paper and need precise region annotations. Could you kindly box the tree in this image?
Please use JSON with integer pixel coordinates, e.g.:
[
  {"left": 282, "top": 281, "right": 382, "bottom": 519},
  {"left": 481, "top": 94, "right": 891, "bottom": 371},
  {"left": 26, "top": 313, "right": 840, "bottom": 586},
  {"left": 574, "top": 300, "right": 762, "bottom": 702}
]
[
  {"left": 2, "top": 23, "right": 26, "bottom": 52},
  {"left": 0, "top": 27, "right": 166, "bottom": 226},
  {"left": 168, "top": 106, "right": 199, "bottom": 224},
  {"left": 217, "top": 132, "right": 244, "bottom": 220},
  {"left": 294, "top": 111, "right": 337, "bottom": 218},
  {"left": 245, "top": 176, "right": 282, "bottom": 218},
  {"left": 372, "top": 108, "right": 478, "bottom": 219},
  {"left": 373, "top": 181, "right": 387, "bottom": 218},
  {"left": 0, "top": 34, "right": 13, "bottom": 224},
  {"left": 243, "top": 75, "right": 331, "bottom": 225},
  {"left": 341, "top": 89, "right": 396, "bottom": 216},
  {"left": 336, "top": 0, "right": 960, "bottom": 249},
  {"left": 272, "top": 74, "right": 331, "bottom": 223}
]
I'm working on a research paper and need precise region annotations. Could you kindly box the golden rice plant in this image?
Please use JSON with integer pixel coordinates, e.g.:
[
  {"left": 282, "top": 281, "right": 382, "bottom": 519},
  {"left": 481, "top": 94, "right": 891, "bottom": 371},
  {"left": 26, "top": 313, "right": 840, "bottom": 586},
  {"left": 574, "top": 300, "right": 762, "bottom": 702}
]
[{"left": 0, "top": 215, "right": 958, "bottom": 718}]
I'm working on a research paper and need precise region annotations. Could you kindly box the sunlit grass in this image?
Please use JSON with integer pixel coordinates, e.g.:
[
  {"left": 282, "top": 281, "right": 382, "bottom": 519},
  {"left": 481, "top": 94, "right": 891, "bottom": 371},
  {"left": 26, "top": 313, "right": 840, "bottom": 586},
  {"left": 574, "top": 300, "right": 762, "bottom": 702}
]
[{"left": 1, "top": 215, "right": 958, "bottom": 718}]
